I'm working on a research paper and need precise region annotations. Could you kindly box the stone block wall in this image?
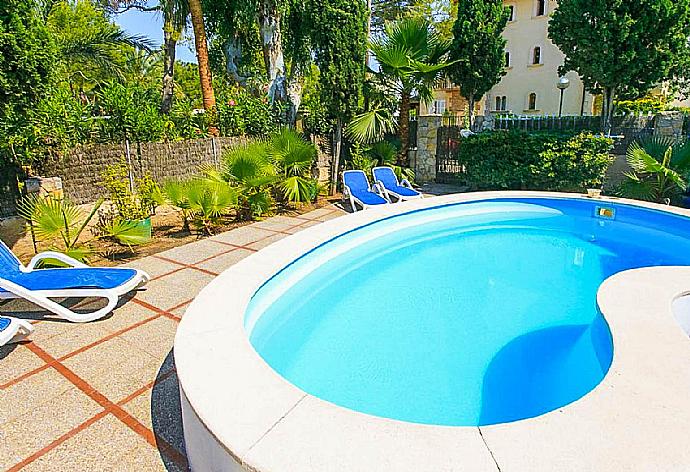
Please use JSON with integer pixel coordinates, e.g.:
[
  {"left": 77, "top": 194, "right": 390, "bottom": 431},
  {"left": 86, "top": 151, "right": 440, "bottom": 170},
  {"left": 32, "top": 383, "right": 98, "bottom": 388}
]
[
  {"left": 654, "top": 111, "right": 684, "bottom": 140},
  {"left": 410, "top": 115, "right": 442, "bottom": 183},
  {"left": 41, "top": 137, "right": 246, "bottom": 204}
]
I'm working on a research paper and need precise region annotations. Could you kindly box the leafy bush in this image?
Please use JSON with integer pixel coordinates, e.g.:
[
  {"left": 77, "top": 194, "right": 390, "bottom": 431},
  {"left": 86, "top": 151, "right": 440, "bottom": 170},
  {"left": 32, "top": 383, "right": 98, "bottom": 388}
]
[
  {"left": 101, "top": 158, "right": 160, "bottom": 220},
  {"left": 454, "top": 130, "right": 613, "bottom": 192},
  {"left": 216, "top": 85, "right": 281, "bottom": 137},
  {"left": 615, "top": 97, "right": 668, "bottom": 115}
]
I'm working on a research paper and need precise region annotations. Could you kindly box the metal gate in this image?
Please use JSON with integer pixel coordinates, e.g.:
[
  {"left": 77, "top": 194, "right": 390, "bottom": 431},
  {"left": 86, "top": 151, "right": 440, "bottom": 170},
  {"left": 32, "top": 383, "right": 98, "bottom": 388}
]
[{"left": 435, "top": 126, "right": 465, "bottom": 184}]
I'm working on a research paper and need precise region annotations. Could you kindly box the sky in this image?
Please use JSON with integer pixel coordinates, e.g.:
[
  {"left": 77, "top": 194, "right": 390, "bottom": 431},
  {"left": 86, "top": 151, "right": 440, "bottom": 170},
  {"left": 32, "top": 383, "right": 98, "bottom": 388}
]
[{"left": 113, "top": 6, "right": 198, "bottom": 63}]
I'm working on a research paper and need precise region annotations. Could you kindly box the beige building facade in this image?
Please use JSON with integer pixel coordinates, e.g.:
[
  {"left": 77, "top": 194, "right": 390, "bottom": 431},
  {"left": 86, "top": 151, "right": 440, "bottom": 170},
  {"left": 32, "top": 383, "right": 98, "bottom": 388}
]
[{"left": 421, "top": 0, "right": 596, "bottom": 118}]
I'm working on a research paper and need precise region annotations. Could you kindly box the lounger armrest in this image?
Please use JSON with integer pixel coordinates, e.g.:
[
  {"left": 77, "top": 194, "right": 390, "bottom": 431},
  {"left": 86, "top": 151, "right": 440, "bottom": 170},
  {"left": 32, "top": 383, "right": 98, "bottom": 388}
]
[
  {"left": 342, "top": 184, "right": 351, "bottom": 198},
  {"left": 400, "top": 179, "right": 414, "bottom": 189},
  {"left": 24, "top": 251, "right": 89, "bottom": 272},
  {"left": 371, "top": 183, "right": 391, "bottom": 203}
]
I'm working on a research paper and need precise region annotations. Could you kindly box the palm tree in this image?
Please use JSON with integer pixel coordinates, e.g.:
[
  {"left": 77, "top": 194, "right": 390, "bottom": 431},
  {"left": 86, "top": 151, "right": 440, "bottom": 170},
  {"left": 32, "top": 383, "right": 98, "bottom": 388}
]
[
  {"left": 621, "top": 136, "right": 690, "bottom": 205},
  {"left": 187, "top": 0, "right": 217, "bottom": 134},
  {"left": 369, "top": 18, "right": 450, "bottom": 163}
]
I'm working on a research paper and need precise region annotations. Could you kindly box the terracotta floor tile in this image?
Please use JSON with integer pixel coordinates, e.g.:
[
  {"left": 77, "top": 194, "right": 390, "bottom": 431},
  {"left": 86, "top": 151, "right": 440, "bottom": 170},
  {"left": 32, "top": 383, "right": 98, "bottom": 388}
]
[
  {"left": 109, "top": 442, "right": 184, "bottom": 472},
  {"left": 122, "top": 256, "right": 182, "bottom": 279},
  {"left": 194, "top": 248, "right": 254, "bottom": 274},
  {"left": 135, "top": 269, "right": 213, "bottom": 311},
  {"left": 156, "top": 239, "right": 229, "bottom": 266},
  {"left": 209, "top": 226, "right": 275, "bottom": 246},
  {"left": 0, "top": 344, "right": 45, "bottom": 385},
  {"left": 0, "top": 387, "right": 102, "bottom": 469},
  {"left": 18, "top": 414, "right": 152, "bottom": 472}
]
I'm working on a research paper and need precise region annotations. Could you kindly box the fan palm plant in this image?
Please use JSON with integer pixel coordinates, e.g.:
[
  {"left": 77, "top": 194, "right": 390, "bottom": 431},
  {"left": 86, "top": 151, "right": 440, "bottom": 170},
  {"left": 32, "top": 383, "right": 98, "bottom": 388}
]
[
  {"left": 362, "top": 18, "right": 451, "bottom": 162},
  {"left": 186, "top": 180, "right": 238, "bottom": 234},
  {"left": 367, "top": 140, "right": 415, "bottom": 182},
  {"left": 620, "top": 136, "right": 690, "bottom": 204},
  {"left": 206, "top": 142, "right": 277, "bottom": 220},
  {"left": 17, "top": 196, "right": 150, "bottom": 265},
  {"left": 267, "top": 128, "right": 319, "bottom": 204}
]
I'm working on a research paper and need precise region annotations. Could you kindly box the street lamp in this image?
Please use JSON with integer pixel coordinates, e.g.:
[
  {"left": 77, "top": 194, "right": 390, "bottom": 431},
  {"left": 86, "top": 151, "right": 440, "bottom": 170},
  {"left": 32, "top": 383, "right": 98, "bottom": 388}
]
[{"left": 557, "top": 77, "right": 570, "bottom": 117}]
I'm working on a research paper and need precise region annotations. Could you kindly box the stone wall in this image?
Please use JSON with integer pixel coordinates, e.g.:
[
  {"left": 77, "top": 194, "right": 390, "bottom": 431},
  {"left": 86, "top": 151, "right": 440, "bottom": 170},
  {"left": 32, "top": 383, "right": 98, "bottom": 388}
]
[
  {"left": 41, "top": 137, "right": 247, "bottom": 204},
  {"left": 654, "top": 111, "right": 685, "bottom": 140}
]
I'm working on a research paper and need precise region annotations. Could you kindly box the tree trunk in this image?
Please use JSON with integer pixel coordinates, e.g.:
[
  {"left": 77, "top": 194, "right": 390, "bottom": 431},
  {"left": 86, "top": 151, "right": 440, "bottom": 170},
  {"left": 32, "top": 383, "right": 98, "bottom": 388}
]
[
  {"left": 188, "top": 0, "right": 218, "bottom": 135},
  {"left": 222, "top": 35, "right": 244, "bottom": 84},
  {"left": 398, "top": 91, "right": 411, "bottom": 166},
  {"left": 330, "top": 118, "right": 343, "bottom": 195},
  {"left": 259, "top": 0, "right": 287, "bottom": 104},
  {"left": 160, "top": 17, "right": 177, "bottom": 114},
  {"left": 468, "top": 97, "right": 475, "bottom": 130},
  {"left": 286, "top": 71, "right": 303, "bottom": 126},
  {"left": 602, "top": 86, "right": 616, "bottom": 136}
]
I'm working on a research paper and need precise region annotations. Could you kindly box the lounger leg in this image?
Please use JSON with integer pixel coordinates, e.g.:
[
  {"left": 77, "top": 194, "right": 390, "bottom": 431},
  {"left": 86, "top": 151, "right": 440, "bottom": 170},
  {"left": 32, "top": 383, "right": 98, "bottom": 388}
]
[{"left": 0, "top": 279, "right": 119, "bottom": 323}]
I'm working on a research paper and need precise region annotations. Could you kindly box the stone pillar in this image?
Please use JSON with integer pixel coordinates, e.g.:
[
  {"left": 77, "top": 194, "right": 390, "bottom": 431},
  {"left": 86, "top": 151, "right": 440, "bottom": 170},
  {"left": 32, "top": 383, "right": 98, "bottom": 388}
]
[
  {"left": 411, "top": 115, "right": 442, "bottom": 183},
  {"left": 654, "top": 111, "right": 684, "bottom": 140}
]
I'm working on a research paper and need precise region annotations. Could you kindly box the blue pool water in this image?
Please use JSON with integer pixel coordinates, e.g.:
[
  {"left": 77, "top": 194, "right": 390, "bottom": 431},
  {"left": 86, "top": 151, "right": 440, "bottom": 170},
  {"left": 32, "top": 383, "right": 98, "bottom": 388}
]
[{"left": 246, "top": 198, "right": 690, "bottom": 426}]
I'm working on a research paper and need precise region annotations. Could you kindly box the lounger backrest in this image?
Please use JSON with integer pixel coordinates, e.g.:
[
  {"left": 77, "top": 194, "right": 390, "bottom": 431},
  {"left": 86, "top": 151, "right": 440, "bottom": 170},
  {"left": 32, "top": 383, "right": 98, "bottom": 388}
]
[
  {"left": 343, "top": 171, "right": 370, "bottom": 194},
  {"left": 373, "top": 167, "right": 398, "bottom": 189},
  {"left": 0, "top": 239, "right": 21, "bottom": 276}
]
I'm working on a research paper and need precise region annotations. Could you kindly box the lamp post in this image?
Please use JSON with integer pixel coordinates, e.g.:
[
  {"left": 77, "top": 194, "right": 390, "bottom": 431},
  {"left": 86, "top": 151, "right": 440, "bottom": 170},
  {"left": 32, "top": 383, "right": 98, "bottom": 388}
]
[{"left": 557, "top": 77, "right": 570, "bottom": 117}]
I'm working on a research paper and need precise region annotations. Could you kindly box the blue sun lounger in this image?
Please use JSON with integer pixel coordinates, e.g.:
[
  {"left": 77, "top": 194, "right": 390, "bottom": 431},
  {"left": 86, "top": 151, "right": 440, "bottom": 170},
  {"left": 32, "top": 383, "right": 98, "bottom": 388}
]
[
  {"left": 343, "top": 170, "right": 390, "bottom": 212},
  {"left": 0, "top": 316, "right": 34, "bottom": 346},
  {"left": 372, "top": 166, "right": 422, "bottom": 202},
  {"left": 0, "top": 240, "right": 149, "bottom": 323}
]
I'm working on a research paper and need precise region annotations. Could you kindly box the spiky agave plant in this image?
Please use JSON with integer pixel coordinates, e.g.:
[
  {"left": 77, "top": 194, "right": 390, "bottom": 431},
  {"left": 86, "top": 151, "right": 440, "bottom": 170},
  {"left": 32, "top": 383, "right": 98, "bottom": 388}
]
[
  {"left": 266, "top": 128, "right": 319, "bottom": 204},
  {"left": 17, "top": 195, "right": 150, "bottom": 265}
]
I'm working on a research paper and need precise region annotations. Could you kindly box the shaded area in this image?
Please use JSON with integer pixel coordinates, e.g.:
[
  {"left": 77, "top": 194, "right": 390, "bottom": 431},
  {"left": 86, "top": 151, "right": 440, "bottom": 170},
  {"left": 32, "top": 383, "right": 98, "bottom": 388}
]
[{"left": 479, "top": 317, "right": 613, "bottom": 426}]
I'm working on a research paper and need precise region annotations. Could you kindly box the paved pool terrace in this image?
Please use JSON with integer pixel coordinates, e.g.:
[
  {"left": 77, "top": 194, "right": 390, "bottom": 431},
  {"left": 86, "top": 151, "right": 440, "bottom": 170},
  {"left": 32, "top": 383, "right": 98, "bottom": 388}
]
[{"left": 0, "top": 206, "right": 345, "bottom": 471}]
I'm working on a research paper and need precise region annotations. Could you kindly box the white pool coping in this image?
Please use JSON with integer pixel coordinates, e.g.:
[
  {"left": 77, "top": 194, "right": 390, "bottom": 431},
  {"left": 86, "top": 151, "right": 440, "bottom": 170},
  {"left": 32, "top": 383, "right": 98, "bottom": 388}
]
[{"left": 175, "top": 191, "right": 690, "bottom": 471}]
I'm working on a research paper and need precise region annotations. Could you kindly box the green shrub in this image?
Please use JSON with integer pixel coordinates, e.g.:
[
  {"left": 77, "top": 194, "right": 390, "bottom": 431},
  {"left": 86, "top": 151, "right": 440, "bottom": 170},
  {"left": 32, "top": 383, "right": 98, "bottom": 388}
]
[
  {"left": 455, "top": 130, "right": 613, "bottom": 192},
  {"left": 216, "top": 85, "right": 281, "bottom": 137}
]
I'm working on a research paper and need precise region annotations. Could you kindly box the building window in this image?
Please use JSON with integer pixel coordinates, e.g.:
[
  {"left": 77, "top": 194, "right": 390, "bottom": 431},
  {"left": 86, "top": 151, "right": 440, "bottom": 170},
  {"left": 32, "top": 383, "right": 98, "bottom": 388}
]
[
  {"left": 495, "top": 96, "right": 508, "bottom": 111},
  {"left": 505, "top": 51, "right": 511, "bottom": 68},
  {"left": 528, "top": 93, "right": 537, "bottom": 110},
  {"left": 430, "top": 99, "right": 446, "bottom": 115},
  {"left": 536, "top": 0, "right": 547, "bottom": 16},
  {"left": 532, "top": 46, "right": 542, "bottom": 65},
  {"left": 507, "top": 5, "right": 516, "bottom": 21}
]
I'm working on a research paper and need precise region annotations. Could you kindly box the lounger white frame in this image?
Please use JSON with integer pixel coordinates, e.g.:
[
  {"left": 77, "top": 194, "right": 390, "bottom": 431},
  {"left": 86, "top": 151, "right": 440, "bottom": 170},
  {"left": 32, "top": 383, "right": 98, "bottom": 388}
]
[
  {"left": 342, "top": 170, "right": 390, "bottom": 212},
  {"left": 0, "top": 316, "right": 34, "bottom": 346},
  {"left": 0, "top": 243, "right": 149, "bottom": 323},
  {"left": 372, "top": 166, "right": 423, "bottom": 202}
]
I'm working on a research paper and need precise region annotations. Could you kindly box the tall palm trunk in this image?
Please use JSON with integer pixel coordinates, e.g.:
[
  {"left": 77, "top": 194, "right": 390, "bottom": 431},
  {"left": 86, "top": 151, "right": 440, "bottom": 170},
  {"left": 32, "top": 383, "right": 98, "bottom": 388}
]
[
  {"left": 259, "top": 0, "right": 287, "bottom": 104},
  {"left": 160, "top": 16, "right": 177, "bottom": 114},
  {"left": 188, "top": 0, "right": 217, "bottom": 135},
  {"left": 330, "top": 118, "right": 343, "bottom": 195},
  {"left": 398, "top": 90, "right": 411, "bottom": 166}
]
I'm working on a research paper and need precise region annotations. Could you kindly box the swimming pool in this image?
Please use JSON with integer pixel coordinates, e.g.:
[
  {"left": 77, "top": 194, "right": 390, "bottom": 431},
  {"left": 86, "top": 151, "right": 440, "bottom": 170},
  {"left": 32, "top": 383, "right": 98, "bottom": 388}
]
[
  {"left": 245, "top": 198, "right": 690, "bottom": 426},
  {"left": 176, "top": 192, "right": 690, "bottom": 471}
]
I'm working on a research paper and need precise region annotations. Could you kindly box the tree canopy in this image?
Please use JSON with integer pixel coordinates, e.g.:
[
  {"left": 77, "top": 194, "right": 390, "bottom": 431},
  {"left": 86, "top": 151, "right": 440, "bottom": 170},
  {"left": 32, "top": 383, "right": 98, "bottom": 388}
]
[
  {"left": 0, "top": 0, "right": 55, "bottom": 117},
  {"left": 447, "top": 0, "right": 508, "bottom": 125},
  {"left": 549, "top": 0, "right": 690, "bottom": 132}
]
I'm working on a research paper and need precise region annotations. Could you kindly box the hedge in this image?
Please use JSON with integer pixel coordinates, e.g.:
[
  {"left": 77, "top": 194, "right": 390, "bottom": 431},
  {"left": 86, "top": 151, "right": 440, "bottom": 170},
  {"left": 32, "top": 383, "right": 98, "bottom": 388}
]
[{"left": 454, "top": 130, "right": 614, "bottom": 192}]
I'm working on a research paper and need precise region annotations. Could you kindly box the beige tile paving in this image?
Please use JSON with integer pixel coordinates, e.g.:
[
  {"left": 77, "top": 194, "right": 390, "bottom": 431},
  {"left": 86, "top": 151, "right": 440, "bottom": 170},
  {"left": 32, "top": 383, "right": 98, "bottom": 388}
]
[
  {"left": 136, "top": 268, "right": 214, "bottom": 311},
  {"left": 0, "top": 208, "right": 335, "bottom": 470},
  {"left": 252, "top": 215, "right": 304, "bottom": 232},
  {"left": 246, "top": 232, "right": 289, "bottom": 250},
  {"left": 209, "top": 225, "right": 276, "bottom": 246},
  {"left": 156, "top": 238, "right": 229, "bottom": 265},
  {"left": 0, "top": 386, "right": 102, "bottom": 468},
  {"left": 0, "top": 345, "right": 45, "bottom": 385},
  {"left": 122, "top": 256, "right": 181, "bottom": 279},
  {"left": 195, "top": 248, "right": 254, "bottom": 274},
  {"left": 18, "top": 414, "right": 154, "bottom": 472}
]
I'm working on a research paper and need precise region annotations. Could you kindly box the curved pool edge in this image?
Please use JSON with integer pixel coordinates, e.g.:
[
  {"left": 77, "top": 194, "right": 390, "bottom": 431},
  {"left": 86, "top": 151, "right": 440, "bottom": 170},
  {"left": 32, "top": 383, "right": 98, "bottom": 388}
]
[{"left": 174, "top": 191, "right": 690, "bottom": 472}]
